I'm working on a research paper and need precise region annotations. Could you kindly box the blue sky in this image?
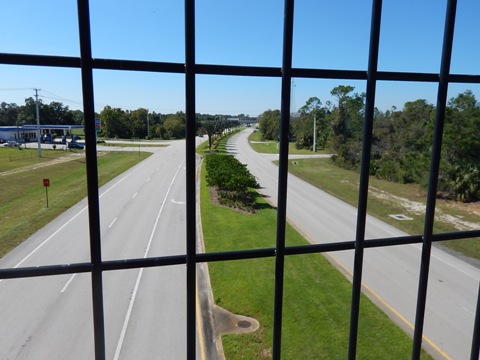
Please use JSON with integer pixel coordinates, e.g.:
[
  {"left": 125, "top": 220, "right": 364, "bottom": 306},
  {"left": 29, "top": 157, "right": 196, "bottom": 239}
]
[{"left": 1, "top": 0, "right": 480, "bottom": 116}]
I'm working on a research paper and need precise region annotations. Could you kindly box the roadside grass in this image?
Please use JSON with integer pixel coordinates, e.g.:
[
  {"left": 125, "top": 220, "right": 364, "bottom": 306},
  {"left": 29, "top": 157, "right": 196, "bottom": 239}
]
[
  {"left": 200, "top": 162, "right": 431, "bottom": 359},
  {"left": 284, "top": 157, "right": 480, "bottom": 259},
  {"left": 0, "top": 150, "right": 150, "bottom": 257},
  {"left": 0, "top": 147, "right": 71, "bottom": 171},
  {"left": 248, "top": 129, "right": 328, "bottom": 155}
]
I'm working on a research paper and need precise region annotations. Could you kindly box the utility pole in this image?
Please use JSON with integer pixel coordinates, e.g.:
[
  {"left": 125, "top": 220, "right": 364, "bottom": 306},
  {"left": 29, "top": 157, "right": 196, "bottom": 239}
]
[
  {"left": 34, "top": 88, "right": 42, "bottom": 157},
  {"left": 313, "top": 113, "right": 316, "bottom": 152},
  {"left": 146, "top": 110, "right": 150, "bottom": 139}
]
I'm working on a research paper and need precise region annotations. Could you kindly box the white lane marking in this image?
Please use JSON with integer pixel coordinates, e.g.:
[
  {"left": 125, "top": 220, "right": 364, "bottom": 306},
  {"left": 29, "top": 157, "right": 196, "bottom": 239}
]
[
  {"left": 113, "top": 160, "right": 184, "bottom": 360},
  {"left": 146, "top": 177, "right": 150, "bottom": 182},
  {"left": 171, "top": 199, "right": 186, "bottom": 205},
  {"left": 60, "top": 274, "right": 77, "bottom": 293},
  {"left": 108, "top": 218, "right": 117, "bottom": 229},
  {"left": 464, "top": 307, "right": 475, "bottom": 316},
  {"left": 132, "top": 192, "right": 138, "bottom": 199},
  {"left": 412, "top": 243, "right": 479, "bottom": 281},
  {"left": 11, "top": 207, "right": 88, "bottom": 270},
  {"left": 4, "top": 174, "right": 131, "bottom": 272}
]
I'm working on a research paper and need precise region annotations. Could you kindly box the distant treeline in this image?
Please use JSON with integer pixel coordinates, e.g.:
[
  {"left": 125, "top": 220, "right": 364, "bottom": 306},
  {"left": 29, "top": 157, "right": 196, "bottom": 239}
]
[
  {"left": 1, "top": 98, "right": 84, "bottom": 127},
  {"left": 258, "top": 86, "right": 480, "bottom": 202},
  {"left": 0, "top": 99, "right": 245, "bottom": 140}
]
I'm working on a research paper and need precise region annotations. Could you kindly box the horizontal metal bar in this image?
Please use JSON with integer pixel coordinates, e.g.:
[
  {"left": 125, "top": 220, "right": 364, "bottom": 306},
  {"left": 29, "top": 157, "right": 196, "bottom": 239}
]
[
  {"left": 0, "top": 53, "right": 80, "bottom": 68},
  {"left": 93, "top": 58, "right": 185, "bottom": 74},
  {"left": 2, "top": 52, "right": 480, "bottom": 84},
  {"left": 2, "top": 230, "right": 477, "bottom": 280},
  {"left": 196, "top": 63, "right": 280, "bottom": 77}
]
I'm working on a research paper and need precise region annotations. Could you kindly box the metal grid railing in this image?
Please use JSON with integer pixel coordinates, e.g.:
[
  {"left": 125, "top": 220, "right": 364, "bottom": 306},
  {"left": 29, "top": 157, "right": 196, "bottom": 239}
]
[{"left": 1, "top": 0, "right": 480, "bottom": 359}]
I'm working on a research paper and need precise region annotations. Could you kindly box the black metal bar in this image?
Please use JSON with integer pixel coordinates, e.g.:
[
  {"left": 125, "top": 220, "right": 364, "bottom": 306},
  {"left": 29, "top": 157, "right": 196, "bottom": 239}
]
[
  {"left": 347, "top": 1, "right": 383, "bottom": 358},
  {"left": 412, "top": 0, "right": 457, "bottom": 358},
  {"left": 4, "top": 51, "right": 480, "bottom": 86},
  {"left": 196, "top": 63, "right": 281, "bottom": 77},
  {"left": 76, "top": 1, "right": 106, "bottom": 359},
  {"left": 0, "top": 53, "right": 80, "bottom": 67},
  {"left": 184, "top": 0, "right": 197, "bottom": 359},
  {"left": 271, "top": 1, "right": 295, "bottom": 359},
  {"left": 0, "top": 263, "right": 92, "bottom": 279},
  {"left": 471, "top": 281, "right": 480, "bottom": 359},
  {"left": 2, "top": 229, "right": 478, "bottom": 281}
]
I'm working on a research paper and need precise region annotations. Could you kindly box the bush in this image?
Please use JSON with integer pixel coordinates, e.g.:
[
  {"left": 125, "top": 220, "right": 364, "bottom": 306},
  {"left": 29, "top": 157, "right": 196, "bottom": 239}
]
[
  {"left": 205, "top": 154, "right": 258, "bottom": 192},
  {"left": 205, "top": 154, "right": 259, "bottom": 211}
]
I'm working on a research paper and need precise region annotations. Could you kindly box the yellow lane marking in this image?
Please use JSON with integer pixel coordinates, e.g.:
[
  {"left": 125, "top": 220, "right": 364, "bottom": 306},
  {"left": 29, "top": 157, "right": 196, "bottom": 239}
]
[
  {"left": 327, "top": 253, "right": 452, "bottom": 360},
  {"left": 285, "top": 217, "right": 451, "bottom": 360},
  {"left": 196, "top": 278, "right": 207, "bottom": 360}
]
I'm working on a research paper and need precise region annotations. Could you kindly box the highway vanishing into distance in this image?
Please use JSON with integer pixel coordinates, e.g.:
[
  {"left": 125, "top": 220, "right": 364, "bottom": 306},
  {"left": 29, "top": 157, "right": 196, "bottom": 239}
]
[
  {"left": 1, "top": 129, "right": 479, "bottom": 359},
  {"left": 229, "top": 128, "right": 479, "bottom": 360},
  {"left": 0, "top": 140, "right": 203, "bottom": 359}
]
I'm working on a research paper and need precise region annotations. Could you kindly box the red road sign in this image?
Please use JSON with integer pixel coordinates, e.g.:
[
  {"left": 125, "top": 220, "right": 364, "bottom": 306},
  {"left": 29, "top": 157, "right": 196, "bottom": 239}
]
[{"left": 43, "top": 178, "right": 50, "bottom": 187}]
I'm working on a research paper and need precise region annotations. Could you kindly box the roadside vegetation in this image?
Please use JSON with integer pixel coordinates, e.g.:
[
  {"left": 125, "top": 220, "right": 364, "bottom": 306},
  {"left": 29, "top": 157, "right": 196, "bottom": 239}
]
[
  {"left": 256, "top": 85, "right": 480, "bottom": 260},
  {"left": 0, "top": 147, "right": 150, "bottom": 257},
  {"left": 248, "top": 130, "right": 323, "bottom": 155},
  {"left": 204, "top": 154, "right": 258, "bottom": 212},
  {"left": 258, "top": 87, "right": 480, "bottom": 203},
  {"left": 200, "top": 131, "right": 431, "bottom": 359}
]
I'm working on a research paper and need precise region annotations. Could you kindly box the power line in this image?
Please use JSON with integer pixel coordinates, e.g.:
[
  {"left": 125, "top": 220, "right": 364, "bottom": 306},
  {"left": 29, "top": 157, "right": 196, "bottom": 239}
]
[
  {"left": 41, "top": 89, "right": 83, "bottom": 106},
  {"left": 0, "top": 87, "right": 33, "bottom": 91}
]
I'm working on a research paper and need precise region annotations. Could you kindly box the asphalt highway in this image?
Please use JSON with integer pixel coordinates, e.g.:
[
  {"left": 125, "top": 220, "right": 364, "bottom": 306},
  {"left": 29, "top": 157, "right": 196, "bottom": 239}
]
[
  {"left": 0, "top": 140, "right": 202, "bottom": 359},
  {"left": 229, "top": 128, "right": 480, "bottom": 360}
]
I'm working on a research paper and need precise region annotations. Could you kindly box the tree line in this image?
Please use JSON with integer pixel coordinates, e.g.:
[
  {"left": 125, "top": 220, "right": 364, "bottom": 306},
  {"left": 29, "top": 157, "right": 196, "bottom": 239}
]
[
  {"left": 0, "top": 99, "right": 242, "bottom": 142},
  {"left": 258, "top": 86, "right": 480, "bottom": 202},
  {"left": 0, "top": 98, "right": 84, "bottom": 127}
]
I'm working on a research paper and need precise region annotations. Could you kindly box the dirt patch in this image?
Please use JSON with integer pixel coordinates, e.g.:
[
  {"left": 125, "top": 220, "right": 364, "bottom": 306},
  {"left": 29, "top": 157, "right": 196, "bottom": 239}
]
[
  {"left": 209, "top": 186, "right": 256, "bottom": 214},
  {"left": 441, "top": 199, "right": 480, "bottom": 217},
  {"left": 368, "top": 186, "right": 480, "bottom": 231}
]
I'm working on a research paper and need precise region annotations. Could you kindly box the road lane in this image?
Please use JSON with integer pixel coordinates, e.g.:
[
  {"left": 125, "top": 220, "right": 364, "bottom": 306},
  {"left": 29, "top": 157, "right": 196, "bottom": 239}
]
[
  {"left": 229, "top": 128, "right": 479, "bottom": 360},
  {"left": 0, "top": 140, "right": 200, "bottom": 359}
]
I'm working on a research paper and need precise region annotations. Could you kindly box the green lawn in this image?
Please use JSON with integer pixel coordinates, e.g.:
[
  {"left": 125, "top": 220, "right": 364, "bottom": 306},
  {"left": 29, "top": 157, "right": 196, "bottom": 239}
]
[
  {"left": 0, "top": 147, "right": 71, "bottom": 171},
  {"left": 248, "top": 130, "right": 327, "bottom": 155},
  {"left": 200, "top": 162, "right": 431, "bottom": 359},
  {"left": 200, "top": 131, "right": 431, "bottom": 359}
]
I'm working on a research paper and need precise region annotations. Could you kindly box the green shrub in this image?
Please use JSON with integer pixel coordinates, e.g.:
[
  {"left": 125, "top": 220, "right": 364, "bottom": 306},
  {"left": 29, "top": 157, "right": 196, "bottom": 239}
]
[{"left": 205, "top": 154, "right": 258, "bottom": 192}]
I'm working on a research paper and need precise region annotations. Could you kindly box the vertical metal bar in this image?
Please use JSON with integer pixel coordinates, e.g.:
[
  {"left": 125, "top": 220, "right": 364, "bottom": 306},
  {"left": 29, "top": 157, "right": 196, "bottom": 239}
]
[
  {"left": 272, "top": 0, "right": 294, "bottom": 359},
  {"left": 471, "top": 282, "right": 480, "bottom": 359},
  {"left": 76, "top": 1, "right": 106, "bottom": 359},
  {"left": 184, "top": 0, "right": 197, "bottom": 359},
  {"left": 347, "top": 1, "right": 382, "bottom": 358},
  {"left": 412, "top": 0, "right": 457, "bottom": 358}
]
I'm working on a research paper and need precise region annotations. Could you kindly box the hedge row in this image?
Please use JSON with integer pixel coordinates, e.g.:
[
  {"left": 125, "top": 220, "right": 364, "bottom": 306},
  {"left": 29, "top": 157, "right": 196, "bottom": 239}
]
[{"left": 205, "top": 154, "right": 258, "bottom": 192}]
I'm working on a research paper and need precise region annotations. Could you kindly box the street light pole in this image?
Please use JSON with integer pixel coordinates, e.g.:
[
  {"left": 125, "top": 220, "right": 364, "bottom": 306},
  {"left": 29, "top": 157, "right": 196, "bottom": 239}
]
[
  {"left": 146, "top": 110, "right": 150, "bottom": 139},
  {"left": 34, "top": 88, "right": 42, "bottom": 157},
  {"left": 313, "top": 113, "right": 316, "bottom": 152}
]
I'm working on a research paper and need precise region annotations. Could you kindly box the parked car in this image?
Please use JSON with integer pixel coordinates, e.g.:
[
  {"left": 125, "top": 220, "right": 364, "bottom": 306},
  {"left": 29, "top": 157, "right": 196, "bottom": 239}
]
[
  {"left": 3, "top": 141, "right": 20, "bottom": 147},
  {"left": 67, "top": 142, "right": 84, "bottom": 150}
]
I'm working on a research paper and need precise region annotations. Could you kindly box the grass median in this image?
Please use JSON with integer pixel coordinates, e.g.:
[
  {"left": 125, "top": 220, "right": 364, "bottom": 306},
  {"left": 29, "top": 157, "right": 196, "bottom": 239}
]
[
  {"left": 0, "top": 148, "right": 150, "bottom": 257},
  {"left": 199, "top": 134, "right": 431, "bottom": 359}
]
